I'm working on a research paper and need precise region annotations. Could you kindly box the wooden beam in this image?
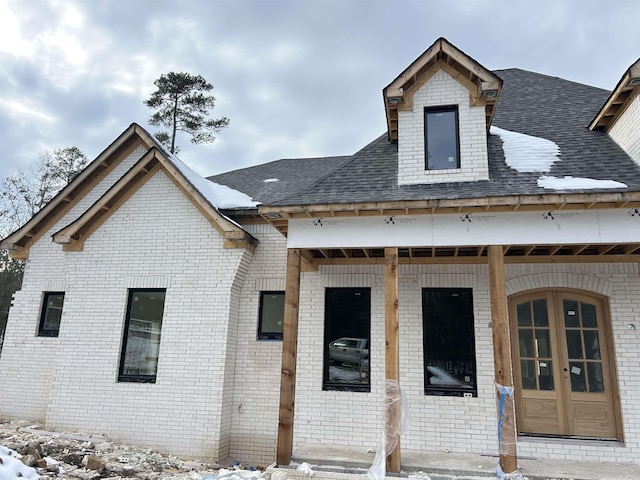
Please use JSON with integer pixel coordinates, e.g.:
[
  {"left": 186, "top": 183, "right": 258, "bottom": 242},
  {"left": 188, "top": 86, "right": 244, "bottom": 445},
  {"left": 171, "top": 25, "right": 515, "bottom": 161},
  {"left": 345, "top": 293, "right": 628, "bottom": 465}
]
[
  {"left": 487, "top": 245, "right": 518, "bottom": 474},
  {"left": 384, "top": 247, "right": 401, "bottom": 472},
  {"left": 276, "top": 249, "right": 302, "bottom": 466}
]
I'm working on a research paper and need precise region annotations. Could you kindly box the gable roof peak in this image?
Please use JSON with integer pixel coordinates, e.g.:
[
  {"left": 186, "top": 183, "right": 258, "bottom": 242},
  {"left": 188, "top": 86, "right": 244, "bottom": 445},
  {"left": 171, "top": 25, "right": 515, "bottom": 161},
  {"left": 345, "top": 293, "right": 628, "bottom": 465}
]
[
  {"left": 589, "top": 57, "right": 640, "bottom": 131},
  {"left": 383, "top": 37, "right": 502, "bottom": 142}
]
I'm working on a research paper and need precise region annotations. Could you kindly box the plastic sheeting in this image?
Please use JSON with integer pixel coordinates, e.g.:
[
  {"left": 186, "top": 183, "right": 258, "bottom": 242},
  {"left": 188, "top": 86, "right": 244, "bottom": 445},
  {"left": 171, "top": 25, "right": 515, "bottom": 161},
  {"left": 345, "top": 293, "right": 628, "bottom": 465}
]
[
  {"left": 496, "top": 383, "right": 516, "bottom": 457},
  {"left": 367, "top": 380, "right": 409, "bottom": 480},
  {"left": 495, "top": 383, "right": 524, "bottom": 480}
]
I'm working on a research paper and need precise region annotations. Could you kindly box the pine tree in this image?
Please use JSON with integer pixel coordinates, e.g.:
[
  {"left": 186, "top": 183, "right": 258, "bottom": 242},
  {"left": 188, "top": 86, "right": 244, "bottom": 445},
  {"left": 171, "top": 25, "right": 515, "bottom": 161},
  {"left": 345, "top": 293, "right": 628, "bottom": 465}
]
[{"left": 144, "top": 72, "right": 229, "bottom": 154}]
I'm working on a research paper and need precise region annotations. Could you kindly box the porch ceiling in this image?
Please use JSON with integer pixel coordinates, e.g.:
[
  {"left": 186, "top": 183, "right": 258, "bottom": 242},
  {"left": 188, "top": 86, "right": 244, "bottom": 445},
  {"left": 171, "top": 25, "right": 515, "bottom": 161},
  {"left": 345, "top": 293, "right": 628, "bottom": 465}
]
[{"left": 300, "top": 243, "right": 640, "bottom": 267}]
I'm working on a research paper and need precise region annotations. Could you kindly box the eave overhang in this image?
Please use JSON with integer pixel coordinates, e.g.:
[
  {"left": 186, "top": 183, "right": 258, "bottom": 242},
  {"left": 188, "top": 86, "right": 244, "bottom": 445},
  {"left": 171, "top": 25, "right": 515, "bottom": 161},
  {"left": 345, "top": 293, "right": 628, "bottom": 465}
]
[
  {"left": 51, "top": 148, "right": 257, "bottom": 252},
  {"left": 589, "top": 58, "right": 640, "bottom": 131},
  {"left": 383, "top": 37, "right": 502, "bottom": 143}
]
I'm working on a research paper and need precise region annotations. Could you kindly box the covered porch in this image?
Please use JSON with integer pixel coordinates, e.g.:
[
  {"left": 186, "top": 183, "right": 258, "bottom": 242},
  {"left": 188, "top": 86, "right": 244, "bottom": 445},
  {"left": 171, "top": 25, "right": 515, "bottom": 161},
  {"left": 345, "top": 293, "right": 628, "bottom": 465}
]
[{"left": 258, "top": 194, "right": 640, "bottom": 475}]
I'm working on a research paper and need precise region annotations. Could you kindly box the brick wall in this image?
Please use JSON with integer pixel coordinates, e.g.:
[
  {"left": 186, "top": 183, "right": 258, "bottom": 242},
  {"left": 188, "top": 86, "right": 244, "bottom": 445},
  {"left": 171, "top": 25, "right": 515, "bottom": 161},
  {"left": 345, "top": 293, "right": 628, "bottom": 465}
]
[
  {"left": 287, "top": 262, "right": 640, "bottom": 464},
  {"left": 609, "top": 94, "right": 640, "bottom": 166},
  {"left": 0, "top": 154, "right": 249, "bottom": 460},
  {"left": 227, "top": 223, "right": 288, "bottom": 465},
  {"left": 0, "top": 145, "right": 148, "bottom": 423},
  {"left": 398, "top": 69, "right": 489, "bottom": 185}
]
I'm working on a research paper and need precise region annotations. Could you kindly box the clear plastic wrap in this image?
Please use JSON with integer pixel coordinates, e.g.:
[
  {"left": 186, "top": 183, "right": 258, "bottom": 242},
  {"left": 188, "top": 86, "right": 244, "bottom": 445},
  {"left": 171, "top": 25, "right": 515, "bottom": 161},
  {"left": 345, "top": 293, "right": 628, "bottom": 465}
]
[
  {"left": 495, "top": 383, "right": 516, "bottom": 457},
  {"left": 495, "top": 383, "right": 524, "bottom": 480},
  {"left": 367, "top": 380, "right": 409, "bottom": 480}
]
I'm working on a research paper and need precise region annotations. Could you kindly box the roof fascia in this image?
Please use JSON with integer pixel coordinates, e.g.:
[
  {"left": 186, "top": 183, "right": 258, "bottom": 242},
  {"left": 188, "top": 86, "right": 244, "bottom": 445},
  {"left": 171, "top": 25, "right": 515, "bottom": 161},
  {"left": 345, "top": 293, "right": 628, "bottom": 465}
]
[
  {"left": 1, "top": 123, "right": 153, "bottom": 260},
  {"left": 383, "top": 37, "right": 502, "bottom": 142},
  {"left": 259, "top": 191, "right": 640, "bottom": 218},
  {"left": 589, "top": 58, "right": 640, "bottom": 131},
  {"left": 52, "top": 148, "right": 256, "bottom": 252}
]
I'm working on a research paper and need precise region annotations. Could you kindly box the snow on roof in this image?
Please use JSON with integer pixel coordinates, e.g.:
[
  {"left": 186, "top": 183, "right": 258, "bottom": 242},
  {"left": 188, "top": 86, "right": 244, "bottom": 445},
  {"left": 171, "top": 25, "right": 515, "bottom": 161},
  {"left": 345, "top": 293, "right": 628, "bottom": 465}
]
[
  {"left": 538, "top": 176, "right": 628, "bottom": 190},
  {"left": 491, "top": 126, "right": 627, "bottom": 191},
  {"left": 490, "top": 126, "right": 560, "bottom": 172},
  {"left": 153, "top": 140, "right": 258, "bottom": 209}
]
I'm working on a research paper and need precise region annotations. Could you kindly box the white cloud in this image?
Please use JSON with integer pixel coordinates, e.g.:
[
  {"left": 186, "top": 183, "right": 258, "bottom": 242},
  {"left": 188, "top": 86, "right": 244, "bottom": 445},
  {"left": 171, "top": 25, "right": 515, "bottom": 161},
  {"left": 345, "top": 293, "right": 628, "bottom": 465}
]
[{"left": 0, "top": 98, "right": 57, "bottom": 123}]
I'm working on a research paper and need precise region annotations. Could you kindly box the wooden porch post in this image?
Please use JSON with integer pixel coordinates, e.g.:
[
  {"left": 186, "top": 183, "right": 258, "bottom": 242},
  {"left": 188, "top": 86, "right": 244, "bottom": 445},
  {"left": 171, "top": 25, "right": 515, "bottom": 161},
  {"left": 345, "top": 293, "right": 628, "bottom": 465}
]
[
  {"left": 487, "top": 245, "right": 518, "bottom": 474},
  {"left": 276, "top": 248, "right": 302, "bottom": 466},
  {"left": 384, "top": 247, "right": 401, "bottom": 472}
]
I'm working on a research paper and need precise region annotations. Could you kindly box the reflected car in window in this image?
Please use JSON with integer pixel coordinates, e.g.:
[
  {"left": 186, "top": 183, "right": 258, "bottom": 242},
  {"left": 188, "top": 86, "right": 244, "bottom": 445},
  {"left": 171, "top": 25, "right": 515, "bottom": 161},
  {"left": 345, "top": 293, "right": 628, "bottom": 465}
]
[
  {"left": 426, "top": 366, "right": 473, "bottom": 389},
  {"left": 328, "top": 337, "right": 369, "bottom": 366}
]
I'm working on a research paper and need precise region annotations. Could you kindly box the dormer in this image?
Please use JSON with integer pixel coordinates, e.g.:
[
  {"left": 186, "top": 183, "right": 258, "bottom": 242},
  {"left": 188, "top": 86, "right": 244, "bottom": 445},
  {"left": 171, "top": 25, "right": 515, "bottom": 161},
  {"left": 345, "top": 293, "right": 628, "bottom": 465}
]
[
  {"left": 384, "top": 37, "right": 502, "bottom": 185},
  {"left": 589, "top": 58, "right": 640, "bottom": 166}
]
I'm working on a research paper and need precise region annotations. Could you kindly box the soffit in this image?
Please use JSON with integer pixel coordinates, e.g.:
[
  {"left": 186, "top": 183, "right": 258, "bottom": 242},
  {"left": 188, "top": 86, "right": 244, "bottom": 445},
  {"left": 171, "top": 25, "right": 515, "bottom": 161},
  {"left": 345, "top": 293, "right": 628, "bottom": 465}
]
[{"left": 589, "top": 58, "right": 640, "bottom": 131}]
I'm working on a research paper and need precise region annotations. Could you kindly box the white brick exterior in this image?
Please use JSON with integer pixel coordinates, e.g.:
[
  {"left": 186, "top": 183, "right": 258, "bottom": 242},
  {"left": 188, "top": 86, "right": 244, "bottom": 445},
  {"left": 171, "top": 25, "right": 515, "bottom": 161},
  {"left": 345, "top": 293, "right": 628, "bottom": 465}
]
[
  {"left": 289, "top": 262, "right": 640, "bottom": 464},
  {"left": 2, "top": 145, "right": 640, "bottom": 467},
  {"left": 0, "top": 151, "right": 251, "bottom": 460},
  {"left": 398, "top": 69, "right": 489, "bottom": 185},
  {"left": 609, "top": 94, "right": 640, "bottom": 166}
]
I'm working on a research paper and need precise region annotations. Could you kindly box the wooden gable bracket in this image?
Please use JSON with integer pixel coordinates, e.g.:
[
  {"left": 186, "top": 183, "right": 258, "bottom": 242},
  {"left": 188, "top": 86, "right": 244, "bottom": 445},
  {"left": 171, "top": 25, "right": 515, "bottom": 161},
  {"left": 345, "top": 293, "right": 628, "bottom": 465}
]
[
  {"left": 53, "top": 147, "right": 257, "bottom": 253},
  {"left": 53, "top": 150, "right": 163, "bottom": 251},
  {"left": 1, "top": 123, "right": 153, "bottom": 260},
  {"left": 383, "top": 37, "right": 502, "bottom": 142},
  {"left": 589, "top": 58, "right": 640, "bottom": 131}
]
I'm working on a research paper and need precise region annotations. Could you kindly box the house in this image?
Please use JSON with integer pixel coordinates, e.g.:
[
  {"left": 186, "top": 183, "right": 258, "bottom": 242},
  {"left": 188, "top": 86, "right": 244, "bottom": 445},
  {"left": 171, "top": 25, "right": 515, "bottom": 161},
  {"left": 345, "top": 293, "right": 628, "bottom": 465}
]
[{"left": 2, "top": 37, "right": 640, "bottom": 474}]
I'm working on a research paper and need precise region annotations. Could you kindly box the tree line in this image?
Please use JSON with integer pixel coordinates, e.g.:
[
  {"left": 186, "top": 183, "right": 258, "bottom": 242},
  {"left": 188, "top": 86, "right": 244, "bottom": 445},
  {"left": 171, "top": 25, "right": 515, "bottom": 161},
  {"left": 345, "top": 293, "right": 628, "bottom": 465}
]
[{"left": 0, "top": 72, "right": 227, "bottom": 349}]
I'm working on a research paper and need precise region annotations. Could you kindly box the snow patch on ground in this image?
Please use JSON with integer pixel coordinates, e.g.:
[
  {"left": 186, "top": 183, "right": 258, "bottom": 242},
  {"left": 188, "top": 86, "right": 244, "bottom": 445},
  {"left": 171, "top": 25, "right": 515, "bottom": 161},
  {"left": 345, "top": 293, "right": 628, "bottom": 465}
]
[
  {"left": 490, "top": 125, "right": 560, "bottom": 172},
  {"left": 0, "top": 445, "right": 40, "bottom": 480},
  {"left": 538, "top": 176, "right": 628, "bottom": 190}
]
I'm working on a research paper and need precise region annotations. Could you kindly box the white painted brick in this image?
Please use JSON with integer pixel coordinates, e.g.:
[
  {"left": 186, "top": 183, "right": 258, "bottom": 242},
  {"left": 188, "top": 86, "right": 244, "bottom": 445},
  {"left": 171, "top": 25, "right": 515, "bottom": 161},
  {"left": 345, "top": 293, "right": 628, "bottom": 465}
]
[
  {"left": 398, "top": 70, "right": 489, "bottom": 185},
  {"left": 609, "top": 94, "right": 640, "bottom": 166}
]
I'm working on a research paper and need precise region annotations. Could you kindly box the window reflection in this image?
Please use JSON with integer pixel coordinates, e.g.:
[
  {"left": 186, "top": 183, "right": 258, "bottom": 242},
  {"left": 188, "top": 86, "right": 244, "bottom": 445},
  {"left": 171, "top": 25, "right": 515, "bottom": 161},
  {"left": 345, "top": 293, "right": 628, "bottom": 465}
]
[
  {"left": 422, "top": 288, "right": 477, "bottom": 396},
  {"left": 323, "top": 288, "right": 371, "bottom": 392}
]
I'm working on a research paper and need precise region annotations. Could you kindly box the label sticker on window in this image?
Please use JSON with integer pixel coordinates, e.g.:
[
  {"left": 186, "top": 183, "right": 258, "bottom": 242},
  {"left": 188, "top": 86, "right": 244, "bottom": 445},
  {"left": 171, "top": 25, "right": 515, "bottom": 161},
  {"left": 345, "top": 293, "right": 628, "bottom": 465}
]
[
  {"left": 571, "top": 366, "right": 582, "bottom": 375},
  {"left": 567, "top": 310, "right": 576, "bottom": 315}
]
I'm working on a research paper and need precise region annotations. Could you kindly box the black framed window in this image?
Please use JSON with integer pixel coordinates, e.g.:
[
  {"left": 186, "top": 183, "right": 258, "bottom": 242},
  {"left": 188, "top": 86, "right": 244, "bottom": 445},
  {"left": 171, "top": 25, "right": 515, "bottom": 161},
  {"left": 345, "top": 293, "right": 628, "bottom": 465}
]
[
  {"left": 323, "top": 288, "right": 370, "bottom": 392},
  {"left": 424, "top": 106, "right": 460, "bottom": 170},
  {"left": 119, "top": 289, "right": 166, "bottom": 383},
  {"left": 422, "top": 288, "right": 477, "bottom": 396},
  {"left": 258, "top": 291, "right": 284, "bottom": 340},
  {"left": 38, "top": 292, "right": 65, "bottom": 337}
]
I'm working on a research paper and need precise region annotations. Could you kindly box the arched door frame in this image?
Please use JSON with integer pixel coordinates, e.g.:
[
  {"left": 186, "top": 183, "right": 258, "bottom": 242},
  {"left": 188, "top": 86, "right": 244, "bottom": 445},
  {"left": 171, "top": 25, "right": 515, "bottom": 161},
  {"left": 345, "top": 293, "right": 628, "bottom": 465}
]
[{"left": 508, "top": 287, "right": 623, "bottom": 441}]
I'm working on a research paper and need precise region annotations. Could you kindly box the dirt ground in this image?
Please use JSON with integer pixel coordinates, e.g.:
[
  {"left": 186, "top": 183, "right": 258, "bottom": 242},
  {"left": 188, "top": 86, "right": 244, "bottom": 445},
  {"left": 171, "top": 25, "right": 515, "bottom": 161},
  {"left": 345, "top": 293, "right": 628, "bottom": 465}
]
[{"left": 0, "top": 420, "right": 264, "bottom": 479}]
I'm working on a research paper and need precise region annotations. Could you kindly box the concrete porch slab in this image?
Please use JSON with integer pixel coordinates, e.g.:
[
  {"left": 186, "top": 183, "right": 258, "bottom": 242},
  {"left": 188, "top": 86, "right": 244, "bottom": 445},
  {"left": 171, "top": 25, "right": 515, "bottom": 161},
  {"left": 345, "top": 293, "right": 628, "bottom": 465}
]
[{"left": 264, "top": 442, "right": 640, "bottom": 480}]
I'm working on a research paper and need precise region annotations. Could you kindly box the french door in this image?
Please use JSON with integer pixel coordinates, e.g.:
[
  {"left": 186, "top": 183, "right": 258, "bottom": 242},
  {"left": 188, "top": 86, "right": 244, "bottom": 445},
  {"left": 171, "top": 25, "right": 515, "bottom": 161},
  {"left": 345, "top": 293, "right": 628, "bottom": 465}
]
[{"left": 509, "top": 290, "right": 621, "bottom": 439}]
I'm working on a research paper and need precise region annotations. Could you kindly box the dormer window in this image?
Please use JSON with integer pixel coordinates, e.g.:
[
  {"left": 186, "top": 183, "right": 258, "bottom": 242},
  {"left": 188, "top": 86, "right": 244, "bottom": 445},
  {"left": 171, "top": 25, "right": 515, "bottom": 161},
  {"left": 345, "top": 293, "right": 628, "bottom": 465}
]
[{"left": 425, "top": 105, "right": 460, "bottom": 170}]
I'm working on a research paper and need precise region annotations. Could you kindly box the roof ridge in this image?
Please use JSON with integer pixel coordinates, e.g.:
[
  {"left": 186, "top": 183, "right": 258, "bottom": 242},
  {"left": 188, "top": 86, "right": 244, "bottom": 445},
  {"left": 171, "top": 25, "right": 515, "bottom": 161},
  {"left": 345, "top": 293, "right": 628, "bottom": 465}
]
[
  {"left": 208, "top": 154, "right": 351, "bottom": 180},
  {"left": 492, "top": 67, "right": 611, "bottom": 93}
]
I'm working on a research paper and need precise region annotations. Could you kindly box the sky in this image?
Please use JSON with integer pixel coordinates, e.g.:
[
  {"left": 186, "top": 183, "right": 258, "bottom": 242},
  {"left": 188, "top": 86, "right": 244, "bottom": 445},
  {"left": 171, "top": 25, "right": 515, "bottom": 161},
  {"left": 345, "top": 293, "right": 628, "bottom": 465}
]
[{"left": 1, "top": 0, "right": 640, "bottom": 183}]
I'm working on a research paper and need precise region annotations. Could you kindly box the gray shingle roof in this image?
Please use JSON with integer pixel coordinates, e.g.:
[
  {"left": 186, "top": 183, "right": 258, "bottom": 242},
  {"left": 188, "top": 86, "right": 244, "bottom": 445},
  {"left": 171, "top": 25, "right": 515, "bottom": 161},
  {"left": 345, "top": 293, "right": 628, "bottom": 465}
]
[
  {"left": 208, "top": 155, "right": 351, "bottom": 205},
  {"left": 210, "top": 68, "right": 640, "bottom": 208}
]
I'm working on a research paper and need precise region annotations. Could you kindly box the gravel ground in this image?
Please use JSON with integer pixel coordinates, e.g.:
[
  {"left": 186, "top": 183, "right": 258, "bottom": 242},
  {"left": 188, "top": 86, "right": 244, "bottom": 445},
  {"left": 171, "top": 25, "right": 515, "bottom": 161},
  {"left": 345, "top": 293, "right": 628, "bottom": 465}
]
[{"left": 0, "top": 420, "right": 266, "bottom": 479}]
